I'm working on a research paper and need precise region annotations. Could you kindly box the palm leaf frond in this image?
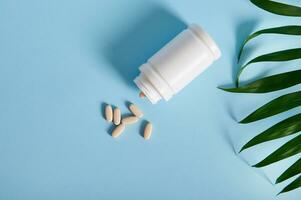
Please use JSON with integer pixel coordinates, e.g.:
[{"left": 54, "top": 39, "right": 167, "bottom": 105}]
[
  {"left": 238, "top": 25, "right": 301, "bottom": 61},
  {"left": 250, "top": 0, "right": 301, "bottom": 17},
  {"left": 220, "top": 69, "right": 301, "bottom": 93},
  {"left": 240, "top": 91, "right": 301, "bottom": 123},
  {"left": 237, "top": 48, "right": 301, "bottom": 86},
  {"left": 240, "top": 114, "right": 301, "bottom": 152},
  {"left": 276, "top": 158, "right": 301, "bottom": 184},
  {"left": 253, "top": 134, "right": 301, "bottom": 168},
  {"left": 278, "top": 175, "right": 301, "bottom": 194}
]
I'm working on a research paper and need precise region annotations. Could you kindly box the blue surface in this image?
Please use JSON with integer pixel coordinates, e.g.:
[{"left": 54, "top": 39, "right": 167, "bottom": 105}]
[{"left": 0, "top": 0, "right": 301, "bottom": 199}]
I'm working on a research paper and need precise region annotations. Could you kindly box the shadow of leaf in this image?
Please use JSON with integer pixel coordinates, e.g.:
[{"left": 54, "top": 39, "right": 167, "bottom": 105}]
[{"left": 232, "top": 19, "right": 259, "bottom": 83}]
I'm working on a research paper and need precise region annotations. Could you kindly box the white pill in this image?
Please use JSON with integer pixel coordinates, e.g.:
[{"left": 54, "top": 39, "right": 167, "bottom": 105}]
[
  {"left": 144, "top": 122, "right": 153, "bottom": 140},
  {"left": 105, "top": 104, "right": 113, "bottom": 122},
  {"left": 113, "top": 107, "right": 121, "bottom": 125},
  {"left": 112, "top": 123, "right": 125, "bottom": 138},
  {"left": 122, "top": 116, "right": 139, "bottom": 125},
  {"left": 129, "top": 103, "right": 143, "bottom": 118}
]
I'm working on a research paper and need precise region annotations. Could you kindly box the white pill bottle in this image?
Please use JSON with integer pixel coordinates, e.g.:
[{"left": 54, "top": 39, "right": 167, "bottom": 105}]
[{"left": 134, "top": 24, "right": 221, "bottom": 104}]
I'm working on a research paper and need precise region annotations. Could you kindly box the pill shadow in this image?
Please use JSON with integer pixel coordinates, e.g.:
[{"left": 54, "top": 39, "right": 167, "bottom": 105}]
[
  {"left": 100, "top": 102, "right": 114, "bottom": 136},
  {"left": 124, "top": 100, "right": 132, "bottom": 109},
  {"left": 103, "top": 5, "right": 186, "bottom": 89},
  {"left": 139, "top": 119, "right": 149, "bottom": 138},
  {"left": 100, "top": 102, "right": 108, "bottom": 118},
  {"left": 106, "top": 124, "right": 115, "bottom": 137}
]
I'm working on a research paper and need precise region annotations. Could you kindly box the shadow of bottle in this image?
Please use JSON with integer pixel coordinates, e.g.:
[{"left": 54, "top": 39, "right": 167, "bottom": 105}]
[{"left": 103, "top": 5, "right": 186, "bottom": 89}]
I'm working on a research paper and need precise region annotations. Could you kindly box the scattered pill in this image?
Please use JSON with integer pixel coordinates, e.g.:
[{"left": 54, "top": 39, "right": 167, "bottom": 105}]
[
  {"left": 144, "top": 122, "right": 153, "bottom": 140},
  {"left": 105, "top": 104, "right": 113, "bottom": 122},
  {"left": 139, "top": 92, "right": 146, "bottom": 98},
  {"left": 122, "top": 116, "right": 139, "bottom": 125},
  {"left": 113, "top": 107, "right": 121, "bottom": 125},
  {"left": 112, "top": 123, "right": 125, "bottom": 138},
  {"left": 103, "top": 101, "right": 153, "bottom": 140},
  {"left": 129, "top": 103, "right": 143, "bottom": 118}
]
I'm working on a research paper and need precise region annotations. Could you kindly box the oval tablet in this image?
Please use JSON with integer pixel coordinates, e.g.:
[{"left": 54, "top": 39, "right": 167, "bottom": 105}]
[
  {"left": 112, "top": 123, "right": 125, "bottom": 138},
  {"left": 122, "top": 116, "right": 139, "bottom": 125},
  {"left": 129, "top": 104, "right": 143, "bottom": 118},
  {"left": 105, "top": 104, "right": 113, "bottom": 122},
  {"left": 144, "top": 122, "right": 152, "bottom": 140},
  {"left": 113, "top": 107, "right": 121, "bottom": 125}
]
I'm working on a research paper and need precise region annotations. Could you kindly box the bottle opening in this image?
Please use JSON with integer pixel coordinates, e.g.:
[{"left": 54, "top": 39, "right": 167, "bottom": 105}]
[{"left": 134, "top": 74, "right": 162, "bottom": 104}]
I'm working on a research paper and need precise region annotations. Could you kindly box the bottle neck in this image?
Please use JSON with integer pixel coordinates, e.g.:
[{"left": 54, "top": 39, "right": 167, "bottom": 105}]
[
  {"left": 134, "top": 63, "right": 174, "bottom": 104},
  {"left": 134, "top": 73, "right": 162, "bottom": 104}
]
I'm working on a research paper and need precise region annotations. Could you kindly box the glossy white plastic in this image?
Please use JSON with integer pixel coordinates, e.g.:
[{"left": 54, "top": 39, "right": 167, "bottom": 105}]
[{"left": 134, "top": 24, "right": 221, "bottom": 104}]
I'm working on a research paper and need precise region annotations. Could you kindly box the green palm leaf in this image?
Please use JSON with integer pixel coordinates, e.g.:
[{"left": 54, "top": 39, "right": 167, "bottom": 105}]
[
  {"left": 278, "top": 175, "right": 301, "bottom": 194},
  {"left": 220, "top": 69, "right": 301, "bottom": 93},
  {"left": 237, "top": 48, "right": 301, "bottom": 86},
  {"left": 223, "top": 0, "right": 301, "bottom": 194},
  {"left": 276, "top": 158, "right": 301, "bottom": 184},
  {"left": 240, "top": 114, "right": 301, "bottom": 152},
  {"left": 250, "top": 0, "right": 301, "bottom": 17},
  {"left": 253, "top": 134, "right": 301, "bottom": 167},
  {"left": 238, "top": 26, "right": 301, "bottom": 61},
  {"left": 240, "top": 91, "right": 301, "bottom": 123}
]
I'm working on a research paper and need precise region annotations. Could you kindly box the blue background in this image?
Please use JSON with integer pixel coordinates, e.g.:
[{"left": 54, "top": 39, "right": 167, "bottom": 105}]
[{"left": 0, "top": 0, "right": 301, "bottom": 199}]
